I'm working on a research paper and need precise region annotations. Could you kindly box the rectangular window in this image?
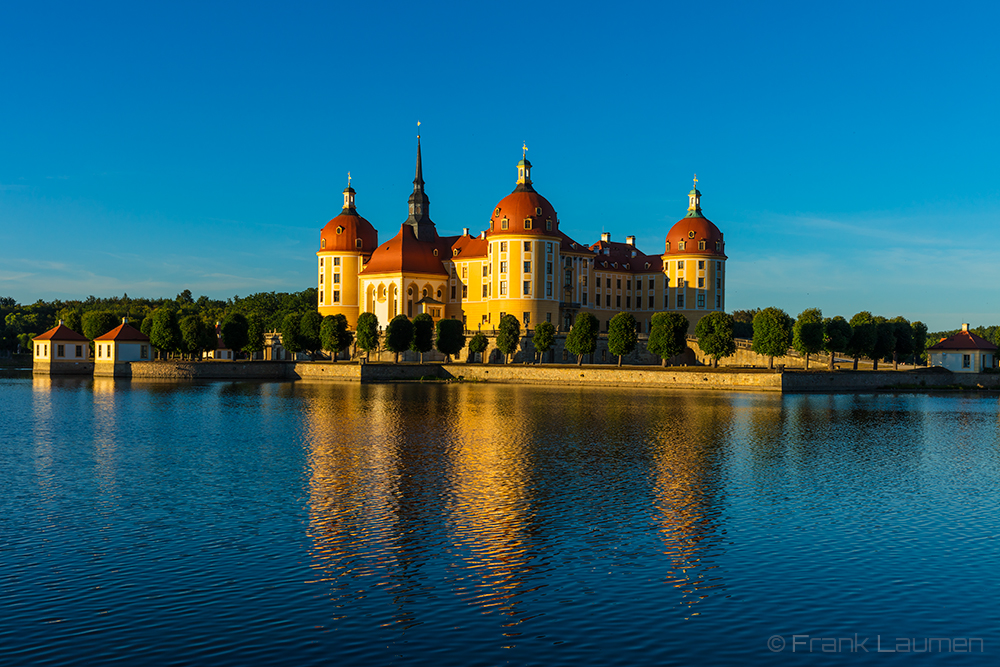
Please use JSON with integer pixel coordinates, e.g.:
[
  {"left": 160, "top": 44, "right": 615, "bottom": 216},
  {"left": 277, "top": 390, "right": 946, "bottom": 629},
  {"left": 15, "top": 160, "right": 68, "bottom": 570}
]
[
  {"left": 320, "top": 290, "right": 325, "bottom": 303},
  {"left": 320, "top": 274, "right": 324, "bottom": 284},
  {"left": 524, "top": 241, "right": 531, "bottom": 252},
  {"left": 333, "top": 273, "right": 340, "bottom": 283},
  {"left": 57, "top": 344, "right": 64, "bottom": 357},
  {"left": 501, "top": 219, "right": 509, "bottom": 230},
  {"left": 500, "top": 281, "right": 508, "bottom": 295},
  {"left": 606, "top": 294, "right": 611, "bottom": 307},
  {"left": 462, "top": 285, "right": 468, "bottom": 298},
  {"left": 716, "top": 276, "right": 721, "bottom": 288},
  {"left": 697, "top": 294, "right": 706, "bottom": 308},
  {"left": 664, "top": 295, "right": 669, "bottom": 308},
  {"left": 565, "top": 257, "right": 572, "bottom": 267},
  {"left": 140, "top": 345, "right": 148, "bottom": 359},
  {"left": 583, "top": 275, "right": 588, "bottom": 287},
  {"left": 462, "top": 266, "right": 468, "bottom": 278},
  {"left": 483, "top": 285, "right": 488, "bottom": 297},
  {"left": 716, "top": 295, "right": 721, "bottom": 308},
  {"left": 698, "top": 260, "right": 705, "bottom": 270},
  {"left": 333, "top": 257, "right": 340, "bottom": 266},
  {"left": 626, "top": 280, "right": 631, "bottom": 290},
  {"left": 677, "top": 294, "right": 685, "bottom": 308},
  {"left": 963, "top": 354, "right": 971, "bottom": 368},
  {"left": 523, "top": 312, "right": 530, "bottom": 325},
  {"left": 451, "top": 286, "right": 456, "bottom": 300},
  {"left": 546, "top": 282, "right": 552, "bottom": 297},
  {"left": 546, "top": 312, "right": 552, "bottom": 323},
  {"left": 698, "top": 277, "right": 704, "bottom": 288},
  {"left": 678, "top": 261, "right": 685, "bottom": 270},
  {"left": 582, "top": 293, "right": 588, "bottom": 305},
  {"left": 333, "top": 290, "right": 341, "bottom": 303},
  {"left": 649, "top": 296, "right": 654, "bottom": 308},
  {"left": 616, "top": 295, "right": 621, "bottom": 308},
  {"left": 616, "top": 279, "right": 621, "bottom": 289},
  {"left": 500, "top": 241, "right": 508, "bottom": 252},
  {"left": 320, "top": 257, "right": 324, "bottom": 267},
  {"left": 500, "top": 261, "right": 508, "bottom": 274},
  {"left": 483, "top": 265, "right": 488, "bottom": 277},
  {"left": 626, "top": 296, "right": 631, "bottom": 308},
  {"left": 547, "top": 262, "right": 553, "bottom": 275},
  {"left": 524, "top": 261, "right": 531, "bottom": 273},
  {"left": 523, "top": 281, "right": 531, "bottom": 296},
  {"left": 717, "top": 261, "right": 722, "bottom": 272},
  {"left": 98, "top": 345, "right": 102, "bottom": 358},
  {"left": 75, "top": 345, "right": 82, "bottom": 357},
  {"left": 547, "top": 242, "right": 553, "bottom": 253}
]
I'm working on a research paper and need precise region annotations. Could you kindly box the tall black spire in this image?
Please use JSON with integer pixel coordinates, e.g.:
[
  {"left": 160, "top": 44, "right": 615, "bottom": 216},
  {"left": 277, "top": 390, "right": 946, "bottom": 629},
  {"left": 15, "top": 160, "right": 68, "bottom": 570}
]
[{"left": 405, "top": 135, "right": 436, "bottom": 240}]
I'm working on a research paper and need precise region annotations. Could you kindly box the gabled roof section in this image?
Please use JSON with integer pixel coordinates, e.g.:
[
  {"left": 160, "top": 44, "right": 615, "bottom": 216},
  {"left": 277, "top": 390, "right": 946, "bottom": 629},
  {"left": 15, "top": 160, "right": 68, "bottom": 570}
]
[
  {"left": 94, "top": 321, "right": 150, "bottom": 342},
  {"left": 361, "top": 224, "right": 449, "bottom": 276},
  {"left": 928, "top": 329, "right": 998, "bottom": 351},
  {"left": 450, "top": 232, "right": 488, "bottom": 259},
  {"left": 33, "top": 323, "right": 89, "bottom": 342}
]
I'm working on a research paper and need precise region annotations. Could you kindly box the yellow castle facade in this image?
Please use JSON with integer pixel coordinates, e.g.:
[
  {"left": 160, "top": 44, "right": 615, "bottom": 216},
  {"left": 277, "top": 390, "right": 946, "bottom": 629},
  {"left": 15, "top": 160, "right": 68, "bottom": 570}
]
[{"left": 317, "top": 141, "right": 727, "bottom": 334}]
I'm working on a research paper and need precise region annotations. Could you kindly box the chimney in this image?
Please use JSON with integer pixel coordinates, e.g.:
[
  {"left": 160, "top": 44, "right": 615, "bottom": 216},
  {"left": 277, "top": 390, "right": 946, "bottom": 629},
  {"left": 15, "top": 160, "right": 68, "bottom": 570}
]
[
  {"left": 463, "top": 227, "right": 469, "bottom": 236},
  {"left": 625, "top": 235, "right": 635, "bottom": 246},
  {"left": 962, "top": 323, "right": 970, "bottom": 332},
  {"left": 601, "top": 232, "right": 611, "bottom": 243},
  {"left": 122, "top": 317, "right": 128, "bottom": 324},
  {"left": 58, "top": 319, "right": 64, "bottom": 325}
]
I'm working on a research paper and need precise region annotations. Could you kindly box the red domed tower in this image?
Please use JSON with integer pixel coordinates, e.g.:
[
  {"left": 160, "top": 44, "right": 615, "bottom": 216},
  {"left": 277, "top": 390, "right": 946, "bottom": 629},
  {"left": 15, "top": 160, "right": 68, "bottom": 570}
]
[
  {"left": 662, "top": 177, "right": 727, "bottom": 322},
  {"left": 317, "top": 177, "right": 379, "bottom": 326}
]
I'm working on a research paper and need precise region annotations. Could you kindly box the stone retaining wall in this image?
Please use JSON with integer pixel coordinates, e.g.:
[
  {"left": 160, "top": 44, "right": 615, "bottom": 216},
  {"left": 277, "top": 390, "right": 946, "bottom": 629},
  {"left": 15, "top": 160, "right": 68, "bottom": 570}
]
[
  {"left": 781, "top": 370, "right": 1000, "bottom": 392},
  {"left": 33, "top": 361, "right": 95, "bottom": 375},
  {"left": 127, "top": 361, "right": 290, "bottom": 380}
]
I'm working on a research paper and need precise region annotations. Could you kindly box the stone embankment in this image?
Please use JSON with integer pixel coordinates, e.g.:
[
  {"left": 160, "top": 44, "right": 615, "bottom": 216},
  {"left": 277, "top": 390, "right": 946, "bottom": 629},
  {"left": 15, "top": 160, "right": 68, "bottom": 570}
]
[{"left": 38, "top": 359, "right": 1000, "bottom": 394}]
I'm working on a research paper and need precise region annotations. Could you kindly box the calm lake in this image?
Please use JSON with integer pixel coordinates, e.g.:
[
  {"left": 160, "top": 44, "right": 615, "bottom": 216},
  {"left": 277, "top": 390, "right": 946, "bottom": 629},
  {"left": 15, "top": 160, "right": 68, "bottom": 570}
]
[{"left": 1, "top": 373, "right": 998, "bottom": 665}]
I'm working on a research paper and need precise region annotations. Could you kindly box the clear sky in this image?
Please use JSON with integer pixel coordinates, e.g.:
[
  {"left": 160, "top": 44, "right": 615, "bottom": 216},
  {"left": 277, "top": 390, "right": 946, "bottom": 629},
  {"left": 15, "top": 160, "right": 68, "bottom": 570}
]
[{"left": 2, "top": 1, "right": 999, "bottom": 331}]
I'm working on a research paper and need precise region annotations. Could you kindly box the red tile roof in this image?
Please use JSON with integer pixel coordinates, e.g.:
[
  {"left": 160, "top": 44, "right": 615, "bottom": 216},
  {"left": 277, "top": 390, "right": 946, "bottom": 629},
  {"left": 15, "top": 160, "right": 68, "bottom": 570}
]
[
  {"left": 360, "top": 224, "right": 450, "bottom": 276},
  {"left": 589, "top": 240, "right": 660, "bottom": 273},
  {"left": 94, "top": 322, "right": 150, "bottom": 342},
  {"left": 665, "top": 215, "right": 726, "bottom": 258},
  {"left": 928, "top": 330, "right": 997, "bottom": 351},
  {"left": 33, "top": 323, "right": 89, "bottom": 342}
]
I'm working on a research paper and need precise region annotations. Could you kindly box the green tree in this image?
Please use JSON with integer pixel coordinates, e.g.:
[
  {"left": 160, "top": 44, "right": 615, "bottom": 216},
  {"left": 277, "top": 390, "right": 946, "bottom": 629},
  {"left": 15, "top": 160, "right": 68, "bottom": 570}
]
[
  {"left": 435, "top": 318, "right": 465, "bottom": 362},
  {"left": 279, "top": 312, "right": 303, "bottom": 355},
  {"left": 823, "top": 316, "right": 852, "bottom": 371},
  {"left": 912, "top": 321, "right": 928, "bottom": 366},
  {"left": 792, "top": 308, "right": 825, "bottom": 370},
  {"left": 82, "top": 310, "right": 119, "bottom": 341},
  {"left": 150, "top": 308, "right": 182, "bottom": 358},
  {"left": 356, "top": 312, "right": 380, "bottom": 362},
  {"left": 696, "top": 311, "right": 736, "bottom": 368},
  {"left": 468, "top": 331, "right": 488, "bottom": 363},
  {"left": 846, "top": 311, "right": 877, "bottom": 370},
  {"left": 751, "top": 307, "right": 793, "bottom": 369},
  {"left": 411, "top": 313, "right": 435, "bottom": 362},
  {"left": 299, "top": 311, "right": 323, "bottom": 358},
  {"left": 731, "top": 308, "right": 759, "bottom": 339},
  {"left": 140, "top": 314, "right": 155, "bottom": 339},
  {"left": 532, "top": 321, "right": 556, "bottom": 363},
  {"left": 244, "top": 311, "right": 266, "bottom": 359},
  {"left": 890, "top": 316, "right": 914, "bottom": 370},
  {"left": 320, "top": 314, "right": 353, "bottom": 361},
  {"left": 607, "top": 312, "right": 638, "bottom": 367},
  {"left": 221, "top": 313, "right": 250, "bottom": 357},
  {"left": 647, "top": 312, "right": 690, "bottom": 366},
  {"left": 564, "top": 312, "right": 599, "bottom": 366},
  {"left": 871, "top": 316, "right": 895, "bottom": 371},
  {"left": 496, "top": 314, "right": 521, "bottom": 363},
  {"left": 384, "top": 314, "right": 414, "bottom": 363},
  {"left": 179, "top": 315, "right": 208, "bottom": 359}
]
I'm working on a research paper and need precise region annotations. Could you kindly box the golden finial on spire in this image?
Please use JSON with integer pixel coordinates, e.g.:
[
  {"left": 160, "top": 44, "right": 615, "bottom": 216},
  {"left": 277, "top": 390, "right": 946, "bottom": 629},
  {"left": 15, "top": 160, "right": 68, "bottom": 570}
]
[
  {"left": 417, "top": 120, "right": 421, "bottom": 138},
  {"left": 522, "top": 142, "right": 528, "bottom": 158},
  {"left": 693, "top": 173, "right": 698, "bottom": 188},
  {"left": 347, "top": 171, "right": 351, "bottom": 188}
]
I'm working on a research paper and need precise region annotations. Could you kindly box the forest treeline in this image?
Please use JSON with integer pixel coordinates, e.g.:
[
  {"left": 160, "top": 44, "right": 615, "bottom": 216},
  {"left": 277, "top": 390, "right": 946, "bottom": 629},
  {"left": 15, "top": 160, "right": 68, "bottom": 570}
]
[{"left": 0, "top": 289, "right": 318, "bottom": 355}]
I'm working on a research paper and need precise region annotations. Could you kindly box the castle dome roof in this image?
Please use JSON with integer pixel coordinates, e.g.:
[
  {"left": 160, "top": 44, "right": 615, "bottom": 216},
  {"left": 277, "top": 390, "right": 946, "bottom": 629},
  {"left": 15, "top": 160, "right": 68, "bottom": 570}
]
[
  {"left": 487, "top": 156, "right": 559, "bottom": 238},
  {"left": 319, "top": 185, "right": 379, "bottom": 254}
]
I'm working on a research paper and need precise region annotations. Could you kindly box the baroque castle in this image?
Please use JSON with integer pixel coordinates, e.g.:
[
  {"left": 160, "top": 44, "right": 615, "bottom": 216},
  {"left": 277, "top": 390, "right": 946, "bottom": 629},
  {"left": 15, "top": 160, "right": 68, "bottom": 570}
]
[{"left": 316, "top": 140, "right": 726, "bottom": 334}]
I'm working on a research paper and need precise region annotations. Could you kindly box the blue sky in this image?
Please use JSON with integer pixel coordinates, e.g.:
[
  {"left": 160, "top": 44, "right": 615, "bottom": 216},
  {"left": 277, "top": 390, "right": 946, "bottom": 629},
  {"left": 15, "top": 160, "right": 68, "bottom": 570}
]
[{"left": 2, "top": 1, "right": 999, "bottom": 331}]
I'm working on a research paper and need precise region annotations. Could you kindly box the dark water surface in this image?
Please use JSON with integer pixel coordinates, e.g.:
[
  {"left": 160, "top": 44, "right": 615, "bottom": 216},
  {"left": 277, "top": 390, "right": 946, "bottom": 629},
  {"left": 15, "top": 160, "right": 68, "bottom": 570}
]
[{"left": 1, "top": 374, "right": 998, "bottom": 665}]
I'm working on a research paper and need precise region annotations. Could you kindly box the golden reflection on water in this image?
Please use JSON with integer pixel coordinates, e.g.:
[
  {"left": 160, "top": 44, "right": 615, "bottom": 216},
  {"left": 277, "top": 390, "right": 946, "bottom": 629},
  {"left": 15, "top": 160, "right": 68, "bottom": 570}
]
[
  {"left": 649, "top": 393, "right": 732, "bottom": 617},
  {"left": 299, "top": 382, "right": 764, "bottom": 626}
]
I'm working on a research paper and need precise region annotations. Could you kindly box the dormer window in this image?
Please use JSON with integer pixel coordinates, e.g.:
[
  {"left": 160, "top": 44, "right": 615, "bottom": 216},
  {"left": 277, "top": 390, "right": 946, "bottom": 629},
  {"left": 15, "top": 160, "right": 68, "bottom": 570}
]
[
  {"left": 631, "top": 251, "right": 637, "bottom": 258},
  {"left": 321, "top": 238, "right": 326, "bottom": 249},
  {"left": 603, "top": 248, "right": 610, "bottom": 255},
  {"left": 665, "top": 241, "right": 670, "bottom": 251},
  {"left": 679, "top": 241, "right": 686, "bottom": 250},
  {"left": 546, "top": 219, "right": 552, "bottom": 230},
  {"left": 337, "top": 226, "right": 344, "bottom": 234},
  {"left": 716, "top": 241, "right": 721, "bottom": 251},
  {"left": 501, "top": 218, "right": 509, "bottom": 230},
  {"left": 687, "top": 231, "right": 695, "bottom": 239},
  {"left": 356, "top": 239, "right": 362, "bottom": 249},
  {"left": 644, "top": 262, "right": 650, "bottom": 269},
  {"left": 494, "top": 207, "right": 501, "bottom": 217},
  {"left": 698, "top": 240, "right": 706, "bottom": 250},
  {"left": 433, "top": 249, "right": 439, "bottom": 256},
  {"left": 524, "top": 218, "right": 532, "bottom": 230}
]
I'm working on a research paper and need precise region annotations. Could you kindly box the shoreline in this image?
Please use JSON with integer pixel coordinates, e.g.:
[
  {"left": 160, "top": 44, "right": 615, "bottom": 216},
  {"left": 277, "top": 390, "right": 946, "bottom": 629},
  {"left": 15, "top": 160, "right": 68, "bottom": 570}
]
[{"left": 25, "top": 360, "right": 1000, "bottom": 394}]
